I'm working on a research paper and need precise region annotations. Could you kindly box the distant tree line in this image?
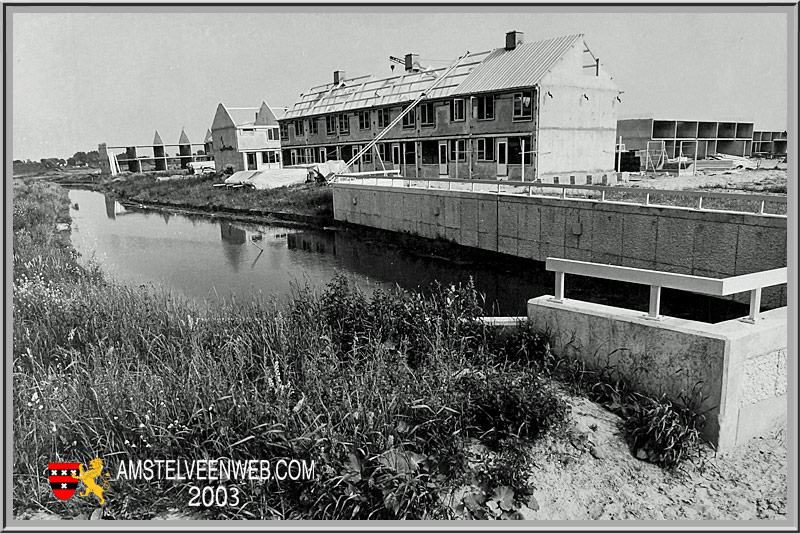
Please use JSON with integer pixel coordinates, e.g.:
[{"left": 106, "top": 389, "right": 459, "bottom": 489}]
[{"left": 13, "top": 150, "right": 102, "bottom": 175}]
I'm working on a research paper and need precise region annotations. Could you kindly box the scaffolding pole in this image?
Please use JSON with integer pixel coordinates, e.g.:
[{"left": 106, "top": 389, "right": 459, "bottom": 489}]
[{"left": 331, "top": 51, "right": 471, "bottom": 181}]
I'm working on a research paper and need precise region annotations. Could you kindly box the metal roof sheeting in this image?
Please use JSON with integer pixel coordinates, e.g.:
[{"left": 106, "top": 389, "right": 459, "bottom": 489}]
[
  {"left": 283, "top": 34, "right": 584, "bottom": 120},
  {"left": 453, "top": 34, "right": 584, "bottom": 95}
]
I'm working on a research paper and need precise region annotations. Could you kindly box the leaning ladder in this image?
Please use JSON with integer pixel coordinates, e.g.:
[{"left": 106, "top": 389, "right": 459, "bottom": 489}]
[{"left": 329, "top": 51, "right": 472, "bottom": 181}]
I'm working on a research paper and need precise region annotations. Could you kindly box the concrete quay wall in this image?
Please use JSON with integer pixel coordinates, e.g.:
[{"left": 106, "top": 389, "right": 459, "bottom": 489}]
[{"left": 332, "top": 183, "right": 787, "bottom": 306}]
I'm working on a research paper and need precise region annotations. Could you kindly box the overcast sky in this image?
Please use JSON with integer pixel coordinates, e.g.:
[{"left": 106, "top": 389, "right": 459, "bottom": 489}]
[{"left": 11, "top": 8, "right": 790, "bottom": 161}]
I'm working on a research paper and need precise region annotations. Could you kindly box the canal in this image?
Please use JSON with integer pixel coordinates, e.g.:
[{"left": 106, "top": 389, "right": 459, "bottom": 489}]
[{"left": 67, "top": 188, "right": 748, "bottom": 321}]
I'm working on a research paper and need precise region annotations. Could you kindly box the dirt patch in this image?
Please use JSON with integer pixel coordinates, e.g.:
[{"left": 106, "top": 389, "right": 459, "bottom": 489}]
[
  {"left": 520, "top": 394, "right": 787, "bottom": 520},
  {"left": 626, "top": 167, "right": 787, "bottom": 194}
]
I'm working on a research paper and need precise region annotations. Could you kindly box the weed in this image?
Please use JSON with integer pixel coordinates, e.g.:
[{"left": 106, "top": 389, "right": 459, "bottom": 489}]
[{"left": 12, "top": 182, "right": 567, "bottom": 519}]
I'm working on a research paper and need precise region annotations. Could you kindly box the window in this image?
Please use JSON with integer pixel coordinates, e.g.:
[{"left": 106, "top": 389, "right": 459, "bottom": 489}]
[
  {"left": 279, "top": 123, "right": 288, "bottom": 138},
  {"left": 377, "top": 143, "right": 387, "bottom": 163},
  {"left": 475, "top": 95, "right": 494, "bottom": 120},
  {"left": 420, "top": 103, "right": 435, "bottom": 126},
  {"left": 358, "top": 110, "right": 370, "bottom": 130},
  {"left": 450, "top": 98, "right": 465, "bottom": 122},
  {"left": 262, "top": 151, "right": 269, "bottom": 164},
  {"left": 477, "top": 138, "right": 494, "bottom": 161},
  {"left": 246, "top": 152, "right": 257, "bottom": 168},
  {"left": 402, "top": 110, "right": 415, "bottom": 129},
  {"left": 404, "top": 142, "right": 416, "bottom": 164},
  {"left": 450, "top": 139, "right": 466, "bottom": 161},
  {"left": 241, "top": 128, "right": 255, "bottom": 135},
  {"left": 294, "top": 121, "right": 304, "bottom": 137},
  {"left": 339, "top": 114, "right": 350, "bottom": 135},
  {"left": 377, "top": 108, "right": 391, "bottom": 128},
  {"left": 353, "top": 144, "right": 372, "bottom": 164},
  {"left": 509, "top": 136, "right": 533, "bottom": 164},
  {"left": 267, "top": 128, "right": 277, "bottom": 141},
  {"left": 262, "top": 151, "right": 279, "bottom": 164},
  {"left": 513, "top": 91, "right": 533, "bottom": 120},
  {"left": 304, "top": 148, "right": 314, "bottom": 164},
  {"left": 326, "top": 116, "right": 337, "bottom": 135},
  {"left": 421, "top": 141, "right": 438, "bottom": 164},
  {"left": 290, "top": 149, "right": 298, "bottom": 166},
  {"left": 309, "top": 118, "right": 318, "bottom": 135}
]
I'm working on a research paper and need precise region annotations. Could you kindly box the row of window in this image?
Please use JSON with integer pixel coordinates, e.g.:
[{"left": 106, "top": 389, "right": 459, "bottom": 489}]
[
  {"left": 245, "top": 150, "right": 281, "bottom": 169},
  {"left": 282, "top": 91, "right": 533, "bottom": 139},
  {"left": 285, "top": 137, "right": 532, "bottom": 165}
]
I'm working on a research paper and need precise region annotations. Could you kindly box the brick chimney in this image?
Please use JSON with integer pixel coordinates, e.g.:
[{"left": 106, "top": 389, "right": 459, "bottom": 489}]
[
  {"left": 333, "top": 70, "right": 346, "bottom": 84},
  {"left": 404, "top": 53, "right": 420, "bottom": 72},
  {"left": 505, "top": 30, "right": 524, "bottom": 50}
]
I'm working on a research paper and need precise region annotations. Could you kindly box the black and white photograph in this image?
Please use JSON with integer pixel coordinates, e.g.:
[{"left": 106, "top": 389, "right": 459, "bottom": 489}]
[{"left": 5, "top": 4, "right": 796, "bottom": 525}]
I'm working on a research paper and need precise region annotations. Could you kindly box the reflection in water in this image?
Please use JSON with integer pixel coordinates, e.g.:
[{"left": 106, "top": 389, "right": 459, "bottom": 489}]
[
  {"left": 220, "top": 222, "right": 247, "bottom": 273},
  {"left": 287, "top": 230, "right": 750, "bottom": 321},
  {"left": 68, "top": 189, "right": 749, "bottom": 321},
  {"left": 104, "top": 196, "right": 127, "bottom": 220}
]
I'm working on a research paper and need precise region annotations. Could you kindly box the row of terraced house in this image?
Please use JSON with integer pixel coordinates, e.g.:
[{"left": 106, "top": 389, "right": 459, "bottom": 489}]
[{"left": 206, "top": 31, "right": 623, "bottom": 184}]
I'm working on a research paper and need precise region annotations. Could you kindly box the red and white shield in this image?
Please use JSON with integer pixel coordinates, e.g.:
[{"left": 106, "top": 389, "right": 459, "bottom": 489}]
[{"left": 48, "top": 462, "right": 81, "bottom": 500}]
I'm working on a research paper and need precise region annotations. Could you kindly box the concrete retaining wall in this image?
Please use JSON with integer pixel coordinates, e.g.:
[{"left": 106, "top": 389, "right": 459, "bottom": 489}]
[
  {"left": 332, "top": 184, "right": 787, "bottom": 306},
  {"left": 527, "top": 297, "right": 787, "bottom": 452}
]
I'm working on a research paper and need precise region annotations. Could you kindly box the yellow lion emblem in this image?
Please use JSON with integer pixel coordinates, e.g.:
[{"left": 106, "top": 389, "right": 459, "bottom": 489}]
[{"left": 72, "top": 458, "right": 111, "bottom": 505}]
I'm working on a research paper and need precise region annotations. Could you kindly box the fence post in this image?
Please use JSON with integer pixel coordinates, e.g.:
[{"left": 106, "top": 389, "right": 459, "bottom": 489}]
[
  {"left": 697, "top": 196, "right": 704, "bottom": 210},
  {"left": 759, "top": 200, "right": 765, "bottom": 214},
  {"left": 645, "top": 286, "right": 662, "bottom": 319},
  {"left": 551, "top": 271, "right": 565, "bottom": 303},
  {"left": 743, "top": 287, "right": 762, "bottom": 323}
]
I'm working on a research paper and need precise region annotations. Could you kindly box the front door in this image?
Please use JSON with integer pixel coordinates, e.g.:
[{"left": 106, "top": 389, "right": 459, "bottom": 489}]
[
  {"left": 392, "top": 143, "right": 401, "bottom": 170},
  {"left": 351, "top": 145, "right": 361, "bottom": 172},
  {"left": 497, "top": 138, "right": 508, "bottom": 177},
  {"left": 438, "top": 141, "right": 448, "bottom": 176}
]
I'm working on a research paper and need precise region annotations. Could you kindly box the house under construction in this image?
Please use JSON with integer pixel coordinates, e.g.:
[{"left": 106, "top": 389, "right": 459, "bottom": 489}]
[
  {"left": 279, "top": 31, "right": 621, "bottom": 183},
  {"left": 207, "top": 102, "right": 284, "bottom": 173}
]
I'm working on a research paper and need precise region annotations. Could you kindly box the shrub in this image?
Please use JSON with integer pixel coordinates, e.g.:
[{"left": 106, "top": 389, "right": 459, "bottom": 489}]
[{"left": 623, "top": 392, "right": 707, "bottom": 469}]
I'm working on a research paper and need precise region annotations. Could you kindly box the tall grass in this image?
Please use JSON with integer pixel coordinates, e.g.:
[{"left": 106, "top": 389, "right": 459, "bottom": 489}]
[{"left": 13, "top": 181, "right": 567, "bottom": 519}]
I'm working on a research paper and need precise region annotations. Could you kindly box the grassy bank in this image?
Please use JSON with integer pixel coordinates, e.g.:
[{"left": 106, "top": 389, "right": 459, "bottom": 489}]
[
  {"left": 13, "top": 180, "right": 708, "bottom": 520},
  {"left": 50, "top": 171, "right": 334, "bottom": 221},
  {"left": 13, "top": 180, "right": 571, "bottom": 519}
]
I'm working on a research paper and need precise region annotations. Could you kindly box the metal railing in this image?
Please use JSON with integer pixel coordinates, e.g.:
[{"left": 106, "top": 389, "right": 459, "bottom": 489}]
[
  {"left": 333, "top": 175, "right": 787, "bottom": 216},
  {"left": 545, "top": 257, "right": 787, "bottom": 323}
]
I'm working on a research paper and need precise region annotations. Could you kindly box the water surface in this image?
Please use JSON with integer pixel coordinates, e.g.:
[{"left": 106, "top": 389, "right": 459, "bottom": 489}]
[{"left": 67, "top": 188, "right": 747, "bottom": 320}]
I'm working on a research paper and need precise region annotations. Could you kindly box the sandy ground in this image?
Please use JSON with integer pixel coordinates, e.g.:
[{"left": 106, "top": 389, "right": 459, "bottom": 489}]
[
  {"left": 625, "top": 165, "right": 787, "bottom": 193},
  {"left": 518, "top": 394, "right": 787, "bottom": 521}
]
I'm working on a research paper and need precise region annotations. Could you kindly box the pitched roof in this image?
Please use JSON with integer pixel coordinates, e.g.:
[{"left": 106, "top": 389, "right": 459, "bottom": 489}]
[
  {"left": 453, "top": 34, "right": 583, "bottom": 95},
  {"left": 178, "top": 128, "right": 191, "bottom": 144},
  {"left": 282, "top": 50, "right": 492, "bottom": 120},
  {"left": 254, "top": 102, "right": 279, "bottom": 126},
  {"left": 283, "top": 34, "right": 586, "bottom": 119},
  {"left": 153, "top": 130, "right": 164, "bottom": 145},
  {"left": 204, "top": 129, "right": 213, "bottom": 143}
]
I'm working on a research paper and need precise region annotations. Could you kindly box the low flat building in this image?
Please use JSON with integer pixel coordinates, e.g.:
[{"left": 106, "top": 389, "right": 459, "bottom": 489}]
[
  {"left": 209, "top": 101, "right": 283, "bottom": 173},
  {"left": 279, "top": 31, "right": 621, "bottom": 184}
]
